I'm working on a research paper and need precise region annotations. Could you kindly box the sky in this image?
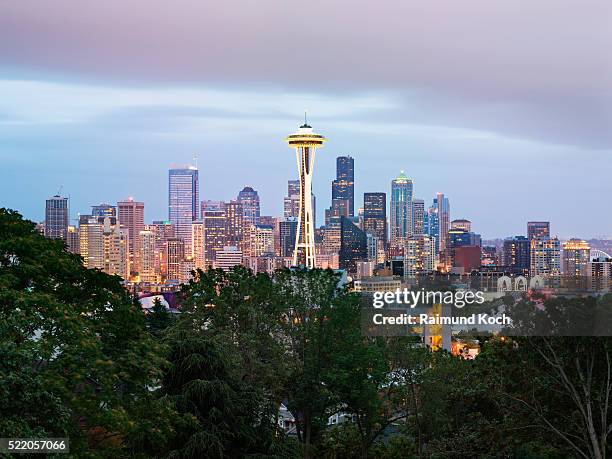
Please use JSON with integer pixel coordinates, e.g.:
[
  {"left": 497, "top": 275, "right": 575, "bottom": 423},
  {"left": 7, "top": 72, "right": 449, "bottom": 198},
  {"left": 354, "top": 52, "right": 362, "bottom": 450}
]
[{"left": 1, "top": 0, "right": 611, "bottom": 239}]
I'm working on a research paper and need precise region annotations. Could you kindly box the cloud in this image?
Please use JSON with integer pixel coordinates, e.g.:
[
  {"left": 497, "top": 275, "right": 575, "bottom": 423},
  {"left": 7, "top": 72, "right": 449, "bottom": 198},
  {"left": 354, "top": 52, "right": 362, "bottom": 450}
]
[{"left": 1, "top": 0, "right": 610, "bottom": 149}]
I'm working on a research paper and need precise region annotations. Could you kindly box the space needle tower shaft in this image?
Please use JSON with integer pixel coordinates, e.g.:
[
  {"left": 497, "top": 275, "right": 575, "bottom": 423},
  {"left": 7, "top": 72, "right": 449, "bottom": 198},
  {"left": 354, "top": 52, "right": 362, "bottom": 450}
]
[{"left": 285, "top": 116, "right": 325, "bottom": 268}]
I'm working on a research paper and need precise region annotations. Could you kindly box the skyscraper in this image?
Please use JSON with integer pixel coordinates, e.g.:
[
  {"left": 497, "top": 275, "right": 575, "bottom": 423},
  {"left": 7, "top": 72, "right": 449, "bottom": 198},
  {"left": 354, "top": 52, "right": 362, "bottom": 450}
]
[
  {"left": 562, "top": 239, "right": 590, "bottom": 276},
  {"left": 502, "top": 236, "right": 530, "bottom": 275},
  {"left": 139, "top": 229, "right": 157, "bottom": 283},
  {"left": 102, "top": 217, "right": 130, "bottom": 278},
  {"left": 45, "top": 195, "right": 69, "bottom": 240},
  {"left": 191, "top": 220, "right": 206, "bottom": 270},
  {"left": 117, "top": 198, "right": 144, "bottom": 274},
  {"left": 279, "top": 218, "right": 298, "bottom": 258},
  {"left": 166, "top": 238, "right": 185, "bottom": 283},
  {"left": 224, "top": 200, "right": 244, "bottom": 248},
  {"left": 390, "top": 171, "right": 413, "bottom": 248},
  {"left": 363, "top": 192, "right": 387, "bottom": 246},
  {"left": 203, "top": 207, "right": 226, "bottom": 267},
  {"left": 237, "top": 186, "right": 260, "bottom": 227},
  {"left": 332, "top": 156, "right": 355, "bottom": 217},
  {"left": 284, "top": 179, "right": 300, "bottom": 219},
  {"left": 405, "top": 235, "right": 436, "bottom": 277},
  {"left": 530, "top": 237, "right": 561, "bottom": 276},
  {"left": 339, "top": 216, "right": 367, "bottom": 274},
  {"left": 285, "top": 119, "right": 325, "bottom": 268},
  {"left": 436, "top": 192, "right": 450, "bottom": 253},
  {"left": 169, "top": 166, "right": 199, "bottom": 256},
  {"left": 79, "top": 215, "right": 104, "bottom": 270},
  {"left": 248, "top": 224, "right": 275, "bottom": 257},
  {"left": 66, "top": 225, "right": 79, "bottom": 254},
  {"left": 527, "top": 221, "right": 550, "bottom": 240},
  {"left": 425, "top": 201, "right": 439, "bottom": 251},
  {"left": 412, "top": 199, "right": 425, "bottom": 236},
  {"left": 150, "top": 220, "right": 175, "bottom": 278}
]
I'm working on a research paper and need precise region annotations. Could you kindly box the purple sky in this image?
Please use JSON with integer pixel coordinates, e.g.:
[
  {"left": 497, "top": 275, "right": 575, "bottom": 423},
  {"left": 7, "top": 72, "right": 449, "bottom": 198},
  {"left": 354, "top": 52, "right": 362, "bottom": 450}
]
[{"left": 1, "top": 0, "right": 611, "bottom": 238}]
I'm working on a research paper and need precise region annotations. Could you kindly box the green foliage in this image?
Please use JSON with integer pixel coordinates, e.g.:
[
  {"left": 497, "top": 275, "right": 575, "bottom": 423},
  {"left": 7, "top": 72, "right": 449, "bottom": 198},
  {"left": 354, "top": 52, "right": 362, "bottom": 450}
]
[
  {"left": 0, "top": 208, "right": 171, "bottom": 456},
  {"left": 3, "top": 208, "right": 612, "bottom": 458},
  {"left": 147, "top": 297, "right": 176, "bottom": 336}
]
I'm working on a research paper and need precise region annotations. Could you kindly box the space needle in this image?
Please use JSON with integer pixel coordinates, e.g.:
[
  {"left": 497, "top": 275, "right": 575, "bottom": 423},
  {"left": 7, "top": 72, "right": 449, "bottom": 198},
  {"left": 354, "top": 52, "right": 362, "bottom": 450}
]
[{"left": 286, "top": 114, "right": 325, "bottom": 268}]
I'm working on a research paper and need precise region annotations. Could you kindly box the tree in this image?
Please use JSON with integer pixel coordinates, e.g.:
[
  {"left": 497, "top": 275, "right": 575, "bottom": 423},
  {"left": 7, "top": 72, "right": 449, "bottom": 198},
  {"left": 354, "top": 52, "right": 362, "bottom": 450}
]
[
  {"left": 147, "top": 296, "right": 175, "bottom": 336},
  {"left": 170, "top": 265, "right": 298, "bottom": 457},
  {"left": 0, "top": 208, "right": 171, "bottom": 456}
]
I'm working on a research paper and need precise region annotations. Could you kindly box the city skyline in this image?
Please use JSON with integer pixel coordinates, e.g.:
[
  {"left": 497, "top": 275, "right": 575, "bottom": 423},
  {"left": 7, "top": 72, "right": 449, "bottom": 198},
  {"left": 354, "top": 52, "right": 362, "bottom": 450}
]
[
  {"left": 6, "top": 149, "right": 611, "bottom": 241},
  {"left": 1, "top": 0, "right": 611, "bottom": 239}
]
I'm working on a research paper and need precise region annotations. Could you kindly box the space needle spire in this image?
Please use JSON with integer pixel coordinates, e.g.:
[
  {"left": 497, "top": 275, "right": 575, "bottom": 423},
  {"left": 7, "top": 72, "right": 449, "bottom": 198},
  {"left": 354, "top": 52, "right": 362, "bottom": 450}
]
[{"left": 285, "top": 116, "right": 325, "bottom": 268}]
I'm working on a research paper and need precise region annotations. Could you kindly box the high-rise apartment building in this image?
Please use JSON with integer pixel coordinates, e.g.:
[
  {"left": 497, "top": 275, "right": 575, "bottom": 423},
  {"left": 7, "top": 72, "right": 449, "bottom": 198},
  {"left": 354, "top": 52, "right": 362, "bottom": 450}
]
[
  {"left": 191, "top": 220, "right": 206, "bottom": 271},
  {"left": 404, "top": 235, "right": 436, "bottom": 277},
  {"left": 224, "top": 200, "right": 244, "bottom": 248},
  {"left": 363, "top": 192, "right": 387, "bottom": 246},
  {"left": 588, "top": 256, "right": 612, "bottom": 291},
  {"left": 66, "top": 225, "right": 80, "bottom": 254},
  {"left": 79, "top": 215, "right": 128, "bottom": 277},
  {"left": 562, "top": 239, "right": 590, "bottom": 276},
  {"left": 139, "top": 229, "right": 157, "bottom": 283},
  {"left": 284, "top": 180, "right": 300, "bottom": 219},
  {"left": 166, "top": 238, "right": 185, "bottom": 282},
  {"left": 425, "top": 202, "right": 439, "bottom": 251},
  {"left": 279, "top": 218, "right": 298, "bottom": 258},
  {"left": 390, "top": 171, "right": 413, "bottom": 248},
  {"left": 117, "top": 198, "right": 144, "bottom": 274},
  {"left": 412, "top": 199, "right": 425, "bottom": 236},
  {"left": 436, "top": 192, "right": 450, "bottom": 253},
  {"left": 530, "top": 237, "right": 561, "bottom": 276},
  {"left": 79, "top": 215, "right": 104, "bottom": 270},
  {"left": 102, "top": 217, "right": 129, "bottom": 278},
  {"left": 148, "top": 221, "right": 174, "bottom": 278},
  {"left": 249, "top": 224, "right": 275, "bottom": 257},
  {"left": 203, "top": 207, "right": 226, "bottom": 266},
  {"left": 237, "top": 186, "right": 260, "bottom": 227},
  {"left": 322, "top": 222, "right": 342, "bottom": 255},
  {"left": 527, "top": 221, "right": 550, "bottom": 240},
  {"left": 45, "top": 195, "right": 69, "bottom": 240},
  {"left": 502, "top": 236, "right": 530, "bottom": 275},
  {"left": 169, "top": 166, "right": 199, "bottom": 256},
  {"left": 331, "top": 156, "right": 355, "bottom": 218}
]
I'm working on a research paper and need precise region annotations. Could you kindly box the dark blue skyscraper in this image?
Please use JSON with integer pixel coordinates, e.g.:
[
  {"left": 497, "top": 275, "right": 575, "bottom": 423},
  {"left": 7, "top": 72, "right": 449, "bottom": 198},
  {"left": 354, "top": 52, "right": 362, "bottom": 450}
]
[
  {"left": 45, "top": 195, "right": 69, "bottom": 240},
  {"left": 331, "top": 156, "right": 354, "bottom": 218},
  {"left": 339, "top": 216, "right": 367, "bottom": 273},
  {"left": 363, "top": 192, "right": 387, "bottom": 246}
]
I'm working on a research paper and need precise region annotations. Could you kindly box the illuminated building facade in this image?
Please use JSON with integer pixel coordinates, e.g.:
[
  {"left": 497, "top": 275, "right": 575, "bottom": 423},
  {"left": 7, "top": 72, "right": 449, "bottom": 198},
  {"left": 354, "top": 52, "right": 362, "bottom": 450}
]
[
  {"left": 530, "top": 237, "right": 561, "bottom": 276},
  {"left": 562, "top": 239, "right": 590, "bottom": 276}
]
